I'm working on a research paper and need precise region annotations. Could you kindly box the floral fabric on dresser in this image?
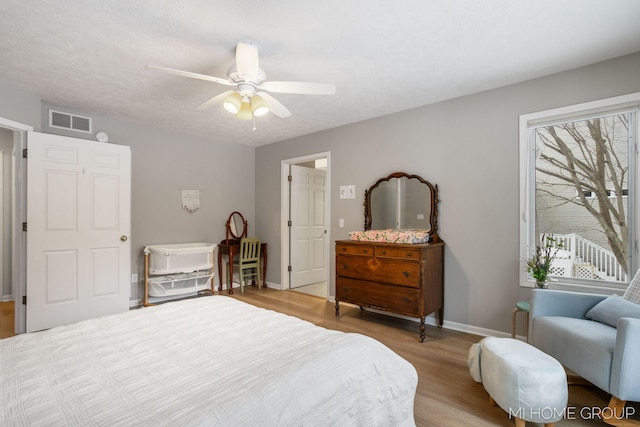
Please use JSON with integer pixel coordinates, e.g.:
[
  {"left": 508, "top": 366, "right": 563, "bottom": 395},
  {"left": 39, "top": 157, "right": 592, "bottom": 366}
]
[{"left": 348, "top": 229, "right": 431, "bottom": 244}]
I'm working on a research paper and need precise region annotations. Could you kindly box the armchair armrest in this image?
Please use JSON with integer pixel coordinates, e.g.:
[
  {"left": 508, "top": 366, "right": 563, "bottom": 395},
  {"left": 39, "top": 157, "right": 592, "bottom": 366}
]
[
  {"left": 610, "top": 317, "right": 640, "bottom": 402},
  {"left": 529, "top": 289, "right": 607, "bottom": 322}
]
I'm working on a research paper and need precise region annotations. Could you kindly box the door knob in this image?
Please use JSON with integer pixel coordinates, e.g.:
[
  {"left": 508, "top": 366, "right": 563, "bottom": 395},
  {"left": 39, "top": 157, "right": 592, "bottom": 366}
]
[{"left": 120, "top": 235, "right": 128, "bottom": 242}]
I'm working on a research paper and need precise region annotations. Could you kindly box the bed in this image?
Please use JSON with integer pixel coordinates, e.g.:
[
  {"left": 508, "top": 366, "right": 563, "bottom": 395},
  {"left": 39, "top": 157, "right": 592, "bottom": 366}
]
[{"left": 1, "top": 296, "right": 417, "bottom": 426}]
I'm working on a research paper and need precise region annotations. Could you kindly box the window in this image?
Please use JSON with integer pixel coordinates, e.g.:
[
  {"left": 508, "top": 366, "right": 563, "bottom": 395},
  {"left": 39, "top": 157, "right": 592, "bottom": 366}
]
[{"left": 520, "top": 93, "right": 640, "bottom": 291}]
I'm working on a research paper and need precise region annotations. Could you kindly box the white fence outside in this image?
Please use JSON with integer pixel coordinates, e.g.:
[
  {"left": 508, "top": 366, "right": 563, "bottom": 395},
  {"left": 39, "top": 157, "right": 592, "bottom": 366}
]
[{"left": 544, "top": 233, "right": 627, "bottom": 283}]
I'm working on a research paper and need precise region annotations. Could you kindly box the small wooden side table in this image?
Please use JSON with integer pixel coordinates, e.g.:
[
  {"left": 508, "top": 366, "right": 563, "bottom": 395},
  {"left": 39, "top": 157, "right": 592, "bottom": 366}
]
[{"left": 511, "top": 300, "right": 530, "bottom": 341}]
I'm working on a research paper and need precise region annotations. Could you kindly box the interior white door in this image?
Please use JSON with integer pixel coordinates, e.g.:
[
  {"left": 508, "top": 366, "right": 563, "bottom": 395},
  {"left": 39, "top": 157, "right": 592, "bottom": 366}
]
[
  {"left": 26, "top": 132, "right": 131, "bottom": 332},
  {"left": 290, "top": 164, "right": 326, "bottom": 288}
]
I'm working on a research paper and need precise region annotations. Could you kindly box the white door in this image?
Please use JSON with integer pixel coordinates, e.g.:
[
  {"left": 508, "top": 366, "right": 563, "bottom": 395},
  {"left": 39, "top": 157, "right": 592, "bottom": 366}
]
[
  {"left": 290, "top": 165, "right": 326, "bottom": 288},
  {"left": 26, "top": 132, "right": 131, "bottom": 332}
]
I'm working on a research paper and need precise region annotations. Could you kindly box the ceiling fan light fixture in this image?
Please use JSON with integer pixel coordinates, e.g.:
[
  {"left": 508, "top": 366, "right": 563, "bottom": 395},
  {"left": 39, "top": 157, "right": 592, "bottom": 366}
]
[
  {"left": 222, "top": 92, "right": 242, "bottom": 114},
  {"left": 250, "top": 95, "right": 269, "bottom": 117},
  {"left": 236, "top": 101, "right": 253, "bottom": 120}
]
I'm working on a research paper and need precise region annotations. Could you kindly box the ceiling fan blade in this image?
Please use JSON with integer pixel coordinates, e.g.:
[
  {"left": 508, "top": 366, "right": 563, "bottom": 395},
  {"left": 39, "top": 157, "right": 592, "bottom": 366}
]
[
  {"left": 257, "top": 92, "right": 292, "bottom": 118},
  {"left": 146, "top": 65, "right": 233, "bottom": 86},
  {"left": 197, "top": 90, "right": 235, "bottom": 110},
  {"left": 235, "top": 42, "right": 259, "bottom": 81},
  {"left": 257, "top": 81, "right": 336, "bottom": 95}
]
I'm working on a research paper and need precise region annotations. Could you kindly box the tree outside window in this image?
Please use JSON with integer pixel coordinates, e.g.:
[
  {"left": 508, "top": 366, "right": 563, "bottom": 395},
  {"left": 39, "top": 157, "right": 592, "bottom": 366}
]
[
  {"left": 520, "top": 93, "right": 640, "bottom": 290},
  {"left": 535, "top": 113, "right": 630, "bottom": 282}
]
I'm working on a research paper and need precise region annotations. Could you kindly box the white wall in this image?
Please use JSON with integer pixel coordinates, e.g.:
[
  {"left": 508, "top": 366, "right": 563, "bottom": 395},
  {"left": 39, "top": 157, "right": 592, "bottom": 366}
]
[{"left": 255, "top": 52, "right": 640, "bottom": 335}]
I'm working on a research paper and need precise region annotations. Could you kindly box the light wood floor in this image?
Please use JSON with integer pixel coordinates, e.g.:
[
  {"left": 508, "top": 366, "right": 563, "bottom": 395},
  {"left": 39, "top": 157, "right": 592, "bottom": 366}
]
[
  {"left": 0, "top": 300, "right": 15, "bottom": 339},
  {"left": 2, "top": 289, "right": 639, "bottom": 426}
]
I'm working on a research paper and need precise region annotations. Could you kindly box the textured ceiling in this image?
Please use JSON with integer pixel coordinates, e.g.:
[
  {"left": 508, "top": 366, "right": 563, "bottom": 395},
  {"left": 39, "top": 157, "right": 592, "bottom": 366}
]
[{"left": 1, "top": 0, "right": 640, "bottom": 146}]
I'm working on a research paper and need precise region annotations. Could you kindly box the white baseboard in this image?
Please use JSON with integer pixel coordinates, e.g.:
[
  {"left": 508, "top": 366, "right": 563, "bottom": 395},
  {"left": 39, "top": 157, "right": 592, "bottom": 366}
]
[
  {"left": 435, "top": 317, "right": 514, "bottom": 339},
  {"left": 334, "top": 299, "right": 511, "bottom": 340}
]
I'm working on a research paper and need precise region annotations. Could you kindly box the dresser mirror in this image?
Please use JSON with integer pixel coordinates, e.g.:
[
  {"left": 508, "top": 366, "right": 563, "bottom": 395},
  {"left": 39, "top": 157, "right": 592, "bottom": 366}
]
[
  {"left": 226, "top": 211, "right": 248, "bottom": 241},
  {"left": 364, "top": 172, "right": 439, "bottom": 242}
]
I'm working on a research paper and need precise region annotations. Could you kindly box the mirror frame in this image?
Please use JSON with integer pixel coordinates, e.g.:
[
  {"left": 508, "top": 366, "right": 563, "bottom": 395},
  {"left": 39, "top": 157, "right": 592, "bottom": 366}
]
[
  {"left": 364, "top": 171, "right": 440, "bottom": 243},
  {"left": 226, "top": 211, "right": 248, "bottom": 241}
]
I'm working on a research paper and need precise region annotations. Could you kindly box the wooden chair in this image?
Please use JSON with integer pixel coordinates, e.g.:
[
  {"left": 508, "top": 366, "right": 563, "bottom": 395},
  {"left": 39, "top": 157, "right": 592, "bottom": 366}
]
[{"left": 232, "top": 238, "right": 261, "bottom": 293}]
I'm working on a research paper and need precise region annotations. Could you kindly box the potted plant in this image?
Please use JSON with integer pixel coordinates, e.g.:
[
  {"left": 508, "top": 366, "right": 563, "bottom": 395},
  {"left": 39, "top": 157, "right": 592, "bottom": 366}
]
[{"left": 526, "top": 234, "right": 563, "bottom": 288}]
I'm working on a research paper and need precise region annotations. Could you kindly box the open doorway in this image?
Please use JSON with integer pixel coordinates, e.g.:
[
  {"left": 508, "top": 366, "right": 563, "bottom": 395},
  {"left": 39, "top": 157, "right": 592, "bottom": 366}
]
[
  {"left": 280, "top": 152, "right": 330, "bottom": 299},
  {"left": 0, "top": 117, "right": 31, "bottom": 334}
]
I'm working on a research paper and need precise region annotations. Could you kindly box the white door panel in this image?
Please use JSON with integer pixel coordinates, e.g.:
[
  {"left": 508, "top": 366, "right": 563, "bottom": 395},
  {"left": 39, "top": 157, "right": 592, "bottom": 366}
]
[
  {"left": 26, "top": 132, "right": 131, "bottom": 332},
  {"left": 290, "top": 165, "right": 326, "bottom": 288}
]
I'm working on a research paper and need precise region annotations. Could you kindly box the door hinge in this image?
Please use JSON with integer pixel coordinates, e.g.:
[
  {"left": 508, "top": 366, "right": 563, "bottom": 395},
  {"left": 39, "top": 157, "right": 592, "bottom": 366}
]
[
  {"left": 288, "top": 174, "right": 292, "bottom": 182},
  {"left": 22, "top": 296, "right": 26, "bottom": 305},
  {"left": 22, "top": 222, "right": 27, "bottom": 232},
  {"left": 22, "top": 148, "right": 28, "bottom": 158},
  {"left": 287, "top": 220, "right": 292, "bottom": 227},
  {"left": 288, "top": 265, "right": 292, "bottom": 272}
]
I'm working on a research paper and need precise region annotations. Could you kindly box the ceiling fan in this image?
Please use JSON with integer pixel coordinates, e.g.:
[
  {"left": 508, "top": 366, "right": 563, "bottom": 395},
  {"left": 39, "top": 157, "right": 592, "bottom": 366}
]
[{"left": 147, "top": 42, "right": 336, "bottom": 120}]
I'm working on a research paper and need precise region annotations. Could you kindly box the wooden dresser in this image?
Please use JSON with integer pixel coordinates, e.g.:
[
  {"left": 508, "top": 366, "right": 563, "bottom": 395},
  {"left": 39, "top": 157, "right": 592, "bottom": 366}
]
[{"left": 335, "top": 240, "right": 444, "bottom": 342}]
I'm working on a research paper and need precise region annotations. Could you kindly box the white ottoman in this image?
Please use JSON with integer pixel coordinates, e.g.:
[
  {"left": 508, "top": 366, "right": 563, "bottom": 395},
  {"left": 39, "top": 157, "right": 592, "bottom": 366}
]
[{"left": 468, "top": 337, "right": 568, "bottom": 427}]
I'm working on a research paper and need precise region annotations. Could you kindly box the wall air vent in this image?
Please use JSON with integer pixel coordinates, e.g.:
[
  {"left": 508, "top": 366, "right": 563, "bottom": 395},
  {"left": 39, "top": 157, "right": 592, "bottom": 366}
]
[{"left": 49, "top": 110, "right": 92, "bottom": 133}]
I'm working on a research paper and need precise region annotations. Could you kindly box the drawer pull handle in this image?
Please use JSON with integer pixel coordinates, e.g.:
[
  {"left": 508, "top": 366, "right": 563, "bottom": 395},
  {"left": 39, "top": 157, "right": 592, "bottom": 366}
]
[
  {"left": 380, "top": 250, "right": 386, "bottom": 255},
  {"left": 403, "top": 271, "right": 411, "bottom": 278},
  {"left": 402, "top": 297, "right": 410, "bottom": 304},
  {"left": 407, "top": 252, "right": 413, "bottom": 257},
  {"left": 362, "top": 249, "right": 369, "bottom": 253},
  {"left": 342, "top": 264, "right": 349, "bottom": 269}
]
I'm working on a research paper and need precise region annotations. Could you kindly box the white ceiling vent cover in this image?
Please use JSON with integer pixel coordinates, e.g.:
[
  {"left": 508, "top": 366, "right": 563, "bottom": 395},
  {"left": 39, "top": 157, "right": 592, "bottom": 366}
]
[{"left": 49, "top": 110, "right": 92, "bottom": 133}]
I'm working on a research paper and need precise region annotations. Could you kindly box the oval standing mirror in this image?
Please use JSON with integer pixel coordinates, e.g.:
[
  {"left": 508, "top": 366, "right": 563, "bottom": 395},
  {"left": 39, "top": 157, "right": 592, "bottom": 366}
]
[
  {"left": 364, "top": 172, "right": 439, "bottom": 242},
  {"left": 226, "top": 211, "right": 248, "bottom": 240}
]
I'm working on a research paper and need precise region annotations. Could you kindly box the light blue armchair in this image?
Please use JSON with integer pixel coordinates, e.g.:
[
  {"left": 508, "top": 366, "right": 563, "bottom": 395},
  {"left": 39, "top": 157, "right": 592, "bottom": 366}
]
[{"left": 529, "top": 289, "right": 640, "bottom": 421}]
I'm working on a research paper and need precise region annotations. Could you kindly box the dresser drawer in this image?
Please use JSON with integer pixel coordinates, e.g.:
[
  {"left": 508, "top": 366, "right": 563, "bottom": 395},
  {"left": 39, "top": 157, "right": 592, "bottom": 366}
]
[
  {"left": 336, "top": 277, "right": 421, "bottom": 317},
  {"left": 336, "top": 254, "right": 421, "bottom": 287},
  {"left": 375, "top": 246, "right": 422, "bottom": 260},
  {"left": 336, "top": 243, "right": 374, "bottom": 256}
]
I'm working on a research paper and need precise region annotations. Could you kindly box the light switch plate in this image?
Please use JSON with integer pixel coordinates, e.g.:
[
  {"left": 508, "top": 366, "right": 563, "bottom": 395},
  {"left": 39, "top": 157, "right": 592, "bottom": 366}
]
[
  {"left": 346, "top": 185, "right": 355, "bottom": 199},
  {"left": 339, "top": 185, "right": 348, "bottom": 199},
  {"left": 340, "top": 185, "right": 356, "bottom": 199}
]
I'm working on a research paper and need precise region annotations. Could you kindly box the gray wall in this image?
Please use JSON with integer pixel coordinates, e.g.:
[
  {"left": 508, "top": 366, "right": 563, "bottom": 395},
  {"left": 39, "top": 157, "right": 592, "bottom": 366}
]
[
  {"left": 255, "top": 52, "right": 640, "bottom": 335},
  {"left": 0, "top": 128, "right": 13, "bottom": 299},
  {"left": 0, "top": 87, "right": 255, "bottom": 301},
  {"left": 1, "top": 52, "right": 639, "bottom": 334},
  {"left": 0, "top": 82, "right": 41, "bottom": 130},
  {"left": 39, "top": 103, "right": 256, "bottom": 300}
]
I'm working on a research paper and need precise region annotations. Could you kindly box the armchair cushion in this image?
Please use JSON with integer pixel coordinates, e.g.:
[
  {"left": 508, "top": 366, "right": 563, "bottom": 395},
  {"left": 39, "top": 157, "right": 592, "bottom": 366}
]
[
  {"left": 532, "top": 316, "right": 616, "bottom": 392},
  {"left": 586, "top": 295, "right": 640, "bottom": 327}
]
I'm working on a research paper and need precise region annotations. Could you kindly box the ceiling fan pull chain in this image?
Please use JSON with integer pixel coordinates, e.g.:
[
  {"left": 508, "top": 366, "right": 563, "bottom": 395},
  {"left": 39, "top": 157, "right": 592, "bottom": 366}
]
[{"left": 252, "top": 115, "right": 257, "bottom": 131}]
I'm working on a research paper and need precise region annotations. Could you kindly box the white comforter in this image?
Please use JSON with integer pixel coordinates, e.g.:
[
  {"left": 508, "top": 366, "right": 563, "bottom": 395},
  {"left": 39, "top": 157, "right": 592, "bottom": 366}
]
[{"left": 1, "top": 296, "right": 417, "bottom": 426}]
